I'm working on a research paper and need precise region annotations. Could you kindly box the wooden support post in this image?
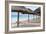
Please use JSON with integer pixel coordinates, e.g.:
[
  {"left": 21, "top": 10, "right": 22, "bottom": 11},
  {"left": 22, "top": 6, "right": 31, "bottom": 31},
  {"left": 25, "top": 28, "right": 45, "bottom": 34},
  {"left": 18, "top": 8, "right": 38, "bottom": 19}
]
[
  {"left": 17, "top": 12, "right": 19, "bottom": 27},
  {"left": 28, "top": 14, "right": 29, "bottom": 23}
]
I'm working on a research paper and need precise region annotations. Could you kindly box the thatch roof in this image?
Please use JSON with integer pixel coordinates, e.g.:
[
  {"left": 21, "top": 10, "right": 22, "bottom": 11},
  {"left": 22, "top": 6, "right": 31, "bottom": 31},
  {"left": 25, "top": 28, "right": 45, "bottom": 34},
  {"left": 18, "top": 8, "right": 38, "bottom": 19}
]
[
  {"left": 11, "top": 6, "right": 41, "bottom": 16},
  {"left": 12, "top": 6, "right": 26, "bottom": 10},
  {"left": 12, "top": 6, "right": 32, "bottom": 14},
  {"left": 34, "top": 7, "right": 41, "bottom": 16}
]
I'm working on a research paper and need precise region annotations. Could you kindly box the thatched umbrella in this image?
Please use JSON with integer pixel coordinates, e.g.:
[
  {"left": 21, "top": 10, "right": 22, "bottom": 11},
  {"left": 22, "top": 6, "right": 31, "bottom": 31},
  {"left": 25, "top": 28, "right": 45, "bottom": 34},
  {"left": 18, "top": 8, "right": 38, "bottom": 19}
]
[
  {"left": 12, "top": 6, "right": 33, "bottom": 14},
  {"left": 34, "top": 7, "right": 41, "bottom": 16},
  {"left": 12, "top": 6, "right": 32, "bottom": 27}
]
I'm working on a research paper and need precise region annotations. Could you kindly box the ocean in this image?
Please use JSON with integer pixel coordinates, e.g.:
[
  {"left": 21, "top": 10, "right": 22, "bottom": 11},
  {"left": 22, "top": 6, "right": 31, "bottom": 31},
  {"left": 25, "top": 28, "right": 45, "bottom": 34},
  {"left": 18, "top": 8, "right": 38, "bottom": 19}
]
[{"left": 11, "top": 12, "right": 40, "bottom": 23}]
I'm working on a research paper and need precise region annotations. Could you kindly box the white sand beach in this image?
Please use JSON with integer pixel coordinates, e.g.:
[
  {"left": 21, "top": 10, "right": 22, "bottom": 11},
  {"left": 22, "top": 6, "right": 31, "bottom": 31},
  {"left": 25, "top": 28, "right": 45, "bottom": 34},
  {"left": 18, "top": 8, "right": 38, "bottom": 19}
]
[{"left": 11, "top": 17, "right": 41, "bottom": 28}]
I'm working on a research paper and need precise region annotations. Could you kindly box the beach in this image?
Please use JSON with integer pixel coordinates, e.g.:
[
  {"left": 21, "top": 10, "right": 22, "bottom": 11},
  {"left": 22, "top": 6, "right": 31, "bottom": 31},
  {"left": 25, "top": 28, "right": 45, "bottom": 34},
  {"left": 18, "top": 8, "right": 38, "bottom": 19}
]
[
  {"left": 11, "top": 12, "right": 41, "bottom": 28},
  {"left": 11, "top": 18, "right": 41, "bottom": 28}
]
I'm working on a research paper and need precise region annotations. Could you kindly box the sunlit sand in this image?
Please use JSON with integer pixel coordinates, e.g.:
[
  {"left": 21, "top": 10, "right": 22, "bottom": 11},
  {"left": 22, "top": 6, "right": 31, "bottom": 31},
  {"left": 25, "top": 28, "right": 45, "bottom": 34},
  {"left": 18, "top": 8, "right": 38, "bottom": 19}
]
[{"left": 11, "top": 17, "right": 41, "bottom": 28}]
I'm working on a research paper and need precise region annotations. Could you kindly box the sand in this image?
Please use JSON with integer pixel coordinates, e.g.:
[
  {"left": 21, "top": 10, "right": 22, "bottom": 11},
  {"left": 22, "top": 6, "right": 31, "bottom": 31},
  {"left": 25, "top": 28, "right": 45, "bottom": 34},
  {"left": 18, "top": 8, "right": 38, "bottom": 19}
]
[{"left": 11, "top": 19, "right": 41, "bottom": 28}]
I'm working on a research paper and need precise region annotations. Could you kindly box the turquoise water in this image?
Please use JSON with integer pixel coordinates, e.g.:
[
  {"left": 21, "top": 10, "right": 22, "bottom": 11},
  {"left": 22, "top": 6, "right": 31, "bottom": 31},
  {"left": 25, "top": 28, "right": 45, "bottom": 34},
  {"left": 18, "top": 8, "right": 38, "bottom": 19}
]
[{"left": 11, "top": 12, "right": 39, "bottom": 23}]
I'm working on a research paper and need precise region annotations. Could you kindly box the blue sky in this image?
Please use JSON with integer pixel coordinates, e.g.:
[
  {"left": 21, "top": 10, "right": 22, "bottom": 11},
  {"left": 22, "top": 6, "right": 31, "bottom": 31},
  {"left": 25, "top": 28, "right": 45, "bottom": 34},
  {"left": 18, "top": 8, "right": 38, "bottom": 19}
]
[{"left": 25, "top": 6, "right": 39, "bottom": 11}]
